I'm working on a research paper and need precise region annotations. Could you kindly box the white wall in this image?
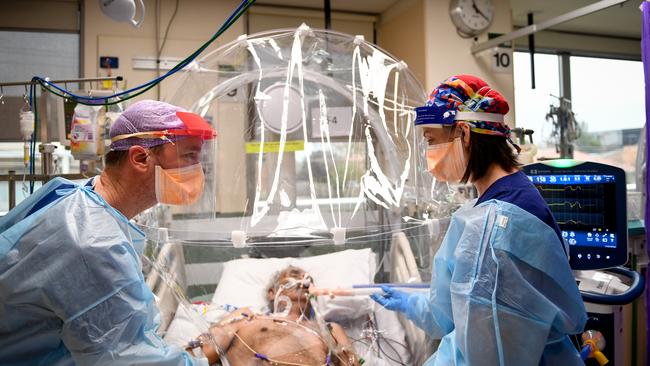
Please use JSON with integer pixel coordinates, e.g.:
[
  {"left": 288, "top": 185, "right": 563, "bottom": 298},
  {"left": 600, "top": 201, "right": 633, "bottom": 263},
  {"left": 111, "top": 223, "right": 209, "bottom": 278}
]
[
  {"left": 377, "top": 0, "right": 516, "bottom": 125},
  {"left": 377, "top": 0, "right": 427, "bottom": 85},
  {"left": 82, "top": 0, "right": 245, "bottom": 101},
  {"left": 424, "top": 0, "right": 515, "bottom": 125}
]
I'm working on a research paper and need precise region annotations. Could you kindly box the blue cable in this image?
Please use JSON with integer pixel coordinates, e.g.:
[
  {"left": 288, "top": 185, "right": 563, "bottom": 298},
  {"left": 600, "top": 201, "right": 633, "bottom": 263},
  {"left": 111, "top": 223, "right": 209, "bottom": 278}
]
[
  {"left": 32, "top": 0, "right": 252, "bottom": 102},
  {"left": 29, "top": 82, "right": 36, "bottom": 192}
]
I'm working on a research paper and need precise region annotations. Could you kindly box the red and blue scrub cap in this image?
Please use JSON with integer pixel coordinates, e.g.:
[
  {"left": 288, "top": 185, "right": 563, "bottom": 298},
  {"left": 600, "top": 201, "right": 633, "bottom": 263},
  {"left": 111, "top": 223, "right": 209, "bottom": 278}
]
[
  {"left": 110, "top": 100, "right": 216, "bottom": 151},
  {"left": 415, "top": 74, "right": 520, "bottom": 153}
]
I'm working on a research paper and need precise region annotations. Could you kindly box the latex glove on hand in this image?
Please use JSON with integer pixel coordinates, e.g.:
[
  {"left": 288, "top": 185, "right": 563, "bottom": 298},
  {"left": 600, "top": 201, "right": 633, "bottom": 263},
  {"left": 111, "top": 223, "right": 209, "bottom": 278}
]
[{"left": 370, "top": 285, "right": 411, "bottom": 313}]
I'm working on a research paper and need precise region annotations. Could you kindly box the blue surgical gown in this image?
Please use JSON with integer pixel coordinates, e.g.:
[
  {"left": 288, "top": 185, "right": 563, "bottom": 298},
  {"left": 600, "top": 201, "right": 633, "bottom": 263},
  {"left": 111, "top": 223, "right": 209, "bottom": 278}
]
[
  {"left": 0, "top": 178, "right": 204, "bottom": 365},
  {"left": 407, "top": 197, "right": 587, "bottom": 365}
]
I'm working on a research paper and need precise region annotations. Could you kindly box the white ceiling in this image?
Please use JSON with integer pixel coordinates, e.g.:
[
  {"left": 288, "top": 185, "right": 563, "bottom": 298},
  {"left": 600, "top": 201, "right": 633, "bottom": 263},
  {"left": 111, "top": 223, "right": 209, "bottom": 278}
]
[
  {"left": 510, "top": 0, "right": 642, "bottom": 39},
  {"left": 254, "top": 0, "right": 400, "bottom": 14}
]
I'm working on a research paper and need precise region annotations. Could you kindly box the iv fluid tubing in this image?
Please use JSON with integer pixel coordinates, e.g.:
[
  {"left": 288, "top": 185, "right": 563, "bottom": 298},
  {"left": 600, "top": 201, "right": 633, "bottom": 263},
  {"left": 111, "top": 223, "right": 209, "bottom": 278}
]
[{"left": 310, "top": 283, "right": 429, "bottom": 297}]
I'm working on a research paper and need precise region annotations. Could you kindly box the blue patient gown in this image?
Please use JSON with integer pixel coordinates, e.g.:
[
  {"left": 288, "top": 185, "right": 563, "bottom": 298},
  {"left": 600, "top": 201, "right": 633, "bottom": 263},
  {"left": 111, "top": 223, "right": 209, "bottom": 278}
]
[
  {"left": 0, "top": 178, "right": 203, "bottom": 365},
  {"left": 407, "top": 199, "right": 587, "bottom": 365}
]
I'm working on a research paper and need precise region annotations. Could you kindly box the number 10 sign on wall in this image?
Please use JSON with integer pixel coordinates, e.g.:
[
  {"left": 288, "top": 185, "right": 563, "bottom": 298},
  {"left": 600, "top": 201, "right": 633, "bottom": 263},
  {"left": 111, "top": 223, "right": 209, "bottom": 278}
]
[{"left": 490, "top": 47, "right": 513, "bottom": 74}]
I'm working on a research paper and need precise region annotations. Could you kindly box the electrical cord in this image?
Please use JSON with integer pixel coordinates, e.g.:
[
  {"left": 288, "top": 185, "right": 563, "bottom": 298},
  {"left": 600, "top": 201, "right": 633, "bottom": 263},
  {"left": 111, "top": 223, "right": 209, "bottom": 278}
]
[
  {"left": 372, "top": 313, "right": 407, "bottom": 366},
  {"left": 351, "top": 319, "right": 408, "bottom": 366},
  {"left": 28, "top": 82, "right": 38, "bottom": 192},
  {"left": 371, "top": 314, "right": 383, "bottom": 359},
  {"left": 377, "top": 336, "right": 407, "bottom": 365},
  {"left": 156, "top": 0, "right": 180, "bottom": 99},
  {"left": 159, "top": 0, "right": 180, "bottom": 57}
]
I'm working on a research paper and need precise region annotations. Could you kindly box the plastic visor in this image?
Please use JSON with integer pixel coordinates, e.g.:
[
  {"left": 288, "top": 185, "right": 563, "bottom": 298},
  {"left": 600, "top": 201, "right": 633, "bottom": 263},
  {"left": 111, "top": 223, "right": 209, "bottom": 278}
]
[{"left": 110, "top": 111, "right": 217, "bottom": 143}]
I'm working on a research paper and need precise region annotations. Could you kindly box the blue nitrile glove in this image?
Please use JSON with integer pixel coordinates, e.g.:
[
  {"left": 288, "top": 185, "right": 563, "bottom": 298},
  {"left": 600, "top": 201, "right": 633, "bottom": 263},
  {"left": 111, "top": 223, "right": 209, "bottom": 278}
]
[{"left": 370, "top": 285, "right": 411, "bottom": 313}]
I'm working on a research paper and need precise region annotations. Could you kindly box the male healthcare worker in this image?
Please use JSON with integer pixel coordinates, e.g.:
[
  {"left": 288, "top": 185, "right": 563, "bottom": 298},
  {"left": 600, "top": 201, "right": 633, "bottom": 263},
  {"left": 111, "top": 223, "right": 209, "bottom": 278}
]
[
  {"left": 0, "top": 100, "right": 218, "bottom": 365},
  {"left": 372, "top": 75, "right": 587, "bottom": 365}
]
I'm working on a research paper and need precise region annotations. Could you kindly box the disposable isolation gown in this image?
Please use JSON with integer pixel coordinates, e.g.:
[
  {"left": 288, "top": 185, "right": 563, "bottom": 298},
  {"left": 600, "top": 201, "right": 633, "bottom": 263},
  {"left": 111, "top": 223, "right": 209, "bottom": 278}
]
[
  {"left": 0, "top": 178, "right": 204, "bottom": 366},
  {"left": 407, "top": 199, "right": 586, "bottom": 365}
]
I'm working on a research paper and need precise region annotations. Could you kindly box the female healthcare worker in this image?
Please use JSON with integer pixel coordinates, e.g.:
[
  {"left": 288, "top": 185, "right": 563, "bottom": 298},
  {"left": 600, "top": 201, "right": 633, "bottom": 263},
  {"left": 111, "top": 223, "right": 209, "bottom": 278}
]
[
  {"left": 0, "top": 100, "right": 221, "bottom": 365},
  {"left": 372, "top": 75, "right": 587, "bottom": 365}
]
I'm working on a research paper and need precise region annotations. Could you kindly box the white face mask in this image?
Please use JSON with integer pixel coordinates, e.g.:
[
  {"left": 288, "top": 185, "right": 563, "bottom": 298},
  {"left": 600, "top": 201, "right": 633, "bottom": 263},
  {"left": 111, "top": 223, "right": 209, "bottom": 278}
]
[{"left": 426, "top": 137, "right": 467, "bottom": 183}]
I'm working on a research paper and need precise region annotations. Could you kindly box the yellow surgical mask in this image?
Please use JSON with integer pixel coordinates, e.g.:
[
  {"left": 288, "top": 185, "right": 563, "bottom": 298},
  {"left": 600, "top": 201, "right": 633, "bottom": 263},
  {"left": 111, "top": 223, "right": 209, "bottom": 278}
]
[
  {"left": 426, "top": 137, "right": 467, "bottom": 183},
  {"left": 155, "top": 163, "right": 205, "bottom": 205}
]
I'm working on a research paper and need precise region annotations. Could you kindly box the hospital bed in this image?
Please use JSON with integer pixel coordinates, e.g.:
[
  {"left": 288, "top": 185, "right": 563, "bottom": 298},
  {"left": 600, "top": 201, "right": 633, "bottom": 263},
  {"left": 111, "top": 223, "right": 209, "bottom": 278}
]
[{"left": 144, "top": 224, "right": 445, "bottom": 365}]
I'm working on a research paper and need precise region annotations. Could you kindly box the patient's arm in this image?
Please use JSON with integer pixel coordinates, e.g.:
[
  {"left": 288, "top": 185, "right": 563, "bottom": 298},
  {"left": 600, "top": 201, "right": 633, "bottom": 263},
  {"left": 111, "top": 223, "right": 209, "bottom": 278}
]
[
  {"left": 330, "top": 323, "right": 360, "bottom": 366},
  {"left": 200, "top": 307, "right": 255, "bottom": 363}
]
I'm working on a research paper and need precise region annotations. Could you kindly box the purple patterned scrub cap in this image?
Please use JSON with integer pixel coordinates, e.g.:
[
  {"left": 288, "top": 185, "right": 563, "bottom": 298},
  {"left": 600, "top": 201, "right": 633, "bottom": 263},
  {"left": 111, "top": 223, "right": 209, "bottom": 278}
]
[{"left": 109, "top": 100, "right": 188, "bottom": 151}]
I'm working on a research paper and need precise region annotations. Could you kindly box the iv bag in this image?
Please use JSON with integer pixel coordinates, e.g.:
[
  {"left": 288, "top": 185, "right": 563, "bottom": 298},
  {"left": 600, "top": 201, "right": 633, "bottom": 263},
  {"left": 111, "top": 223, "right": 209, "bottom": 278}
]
[{"left": 70, "top": 104, "right": 104, "bottom": 161}]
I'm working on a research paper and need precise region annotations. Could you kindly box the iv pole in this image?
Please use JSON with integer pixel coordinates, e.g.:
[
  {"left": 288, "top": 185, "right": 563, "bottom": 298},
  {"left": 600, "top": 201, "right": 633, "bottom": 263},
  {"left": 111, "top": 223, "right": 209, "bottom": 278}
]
[{"left": 0, "top": 76, "right": 123, "bottom": 209}]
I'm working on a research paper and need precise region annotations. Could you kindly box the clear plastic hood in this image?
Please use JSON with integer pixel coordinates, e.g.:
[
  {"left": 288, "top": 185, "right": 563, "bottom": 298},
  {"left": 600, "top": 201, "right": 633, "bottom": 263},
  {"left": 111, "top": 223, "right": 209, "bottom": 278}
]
[
  {"left": 138, "top": 24, "right": 450, "bottom": 245},
  {"left": 135, "top": 25, "right": 460, "bottom": 366}
]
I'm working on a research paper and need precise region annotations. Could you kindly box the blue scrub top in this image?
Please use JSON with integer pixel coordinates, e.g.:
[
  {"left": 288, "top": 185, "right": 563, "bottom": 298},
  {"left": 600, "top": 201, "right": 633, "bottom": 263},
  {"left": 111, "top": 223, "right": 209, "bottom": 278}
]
[{"left": 476, "top": 170, "right": 564, "bottom": 247}]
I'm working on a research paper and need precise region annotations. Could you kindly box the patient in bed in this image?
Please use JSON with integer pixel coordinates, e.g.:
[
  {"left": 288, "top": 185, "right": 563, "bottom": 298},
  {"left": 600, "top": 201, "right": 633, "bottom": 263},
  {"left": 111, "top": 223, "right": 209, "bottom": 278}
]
[{"left": 198, "top": 266, "right": 360, "bottom": 366}]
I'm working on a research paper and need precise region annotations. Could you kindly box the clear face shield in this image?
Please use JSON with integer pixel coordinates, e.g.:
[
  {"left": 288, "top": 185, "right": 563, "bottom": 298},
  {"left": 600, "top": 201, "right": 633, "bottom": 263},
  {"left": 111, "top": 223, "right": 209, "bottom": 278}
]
[
  {"left": 420, "top": 124, "right": 469, "bottom": 184},
  {"left": 421, "top": 124, "right": 459, "bottom": 146},
  {"left": 135, "top": 26, "right": 458, "bottom": 366}
]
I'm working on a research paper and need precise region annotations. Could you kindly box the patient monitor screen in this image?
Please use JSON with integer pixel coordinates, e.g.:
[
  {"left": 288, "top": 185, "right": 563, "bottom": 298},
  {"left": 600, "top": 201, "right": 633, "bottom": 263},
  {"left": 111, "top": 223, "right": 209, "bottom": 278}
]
[
  {"left": 524, "top": 161, "right": 628, "bottom": 270},
  {"left": 530, "top": 174, "right": 618, "bottom": 251}
]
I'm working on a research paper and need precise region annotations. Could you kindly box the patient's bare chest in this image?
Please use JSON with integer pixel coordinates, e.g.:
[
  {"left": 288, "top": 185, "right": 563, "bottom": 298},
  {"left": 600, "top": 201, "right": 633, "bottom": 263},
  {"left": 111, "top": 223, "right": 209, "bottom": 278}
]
[{"left": 227, "top": 318, "right": 328, "bottom": 366}]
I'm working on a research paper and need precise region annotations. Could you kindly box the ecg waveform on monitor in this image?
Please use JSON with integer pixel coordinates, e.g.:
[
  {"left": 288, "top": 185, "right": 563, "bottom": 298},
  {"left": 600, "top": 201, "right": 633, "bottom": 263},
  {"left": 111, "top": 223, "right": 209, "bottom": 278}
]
[
  {"left": 554, "top": 212, "right": 605, "bottom": 228},
  {"left": 535, "top": 182, "right": 608, "bottom": 230},
  {"left": 557, "top": 220, "right": 590, "bottom": 225},
  {"left": 546, "top": 198, "right": 602, "bottom": 211},
  {"left": 536, "top": 185, "right": 596, "bottom": 193},
  {"left": 558, "top": 220, "right": 580, "bottom": 225},
  {"left": 549, "top": 202, "right": 594, "bottom": 209}
]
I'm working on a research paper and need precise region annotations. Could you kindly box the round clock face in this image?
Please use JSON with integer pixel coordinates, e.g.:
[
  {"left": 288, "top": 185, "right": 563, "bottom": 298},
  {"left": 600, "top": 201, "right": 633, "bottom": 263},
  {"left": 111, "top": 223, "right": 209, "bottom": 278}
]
[{"left": 450, "top": 0, "right": 495, "bottom": 37}]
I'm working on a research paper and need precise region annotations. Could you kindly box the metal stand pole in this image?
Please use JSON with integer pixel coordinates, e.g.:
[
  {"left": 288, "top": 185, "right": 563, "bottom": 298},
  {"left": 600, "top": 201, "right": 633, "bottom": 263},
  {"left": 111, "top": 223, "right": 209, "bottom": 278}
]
[
  {"left": 558, "top": 53, "right": 573, "bottom": 159},
  {"left": 8, "top": 171, "right": 16, "bottom": 210},
  {"left": 39, "top": 144, "right": 57, "bottom": 178}
]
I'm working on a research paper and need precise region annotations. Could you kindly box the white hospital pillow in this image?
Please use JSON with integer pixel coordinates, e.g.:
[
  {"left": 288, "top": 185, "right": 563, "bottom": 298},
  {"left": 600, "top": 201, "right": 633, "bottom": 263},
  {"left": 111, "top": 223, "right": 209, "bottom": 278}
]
[{"left": 211, "top": 248, "right": 377, "bottom": 321}]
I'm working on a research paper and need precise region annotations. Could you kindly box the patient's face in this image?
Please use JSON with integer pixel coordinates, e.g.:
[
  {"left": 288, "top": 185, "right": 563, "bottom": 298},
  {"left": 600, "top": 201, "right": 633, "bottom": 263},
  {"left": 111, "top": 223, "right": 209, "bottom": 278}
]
[{"left": 269, "top": 267, "right": 313, "bottom": 304}]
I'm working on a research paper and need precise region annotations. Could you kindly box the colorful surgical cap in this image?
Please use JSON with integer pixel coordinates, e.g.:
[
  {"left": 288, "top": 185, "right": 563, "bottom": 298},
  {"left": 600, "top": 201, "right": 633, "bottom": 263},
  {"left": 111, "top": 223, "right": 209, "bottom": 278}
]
[{"left": 415, "top": 74, "right": 520, "bottom": 152}]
